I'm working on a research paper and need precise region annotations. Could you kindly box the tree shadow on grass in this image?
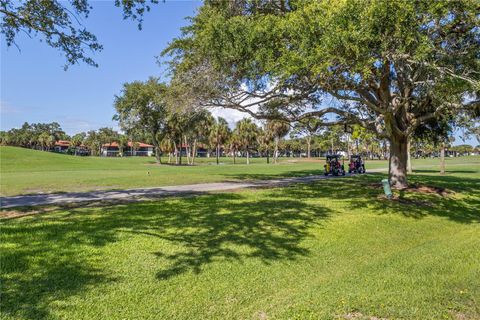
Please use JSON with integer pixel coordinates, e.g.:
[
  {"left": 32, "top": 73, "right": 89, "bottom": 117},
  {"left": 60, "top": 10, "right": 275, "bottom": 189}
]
[
  {"left": 0, "top": 192, "right": 331, "bottom": 319},
  {"left": 407, "top": 171, "right": 480, "bottom": 193},
  {"left": 146, "top": 197, "right": 329, "bottom": 280},
  {"left": 267, "top": 172, "right": 479, "bottom": 224},
  {"left": 386, "top": 172, "right": 480, "bottom": 223},
  {"left": 2, "top": 170, "right": 476, "bottom": 319},
  {"left": 100, "top": 194, "right": 331, "bottom": 280},
  {"left": 0, "top": 243, "right": 117, "bottom": 320}
]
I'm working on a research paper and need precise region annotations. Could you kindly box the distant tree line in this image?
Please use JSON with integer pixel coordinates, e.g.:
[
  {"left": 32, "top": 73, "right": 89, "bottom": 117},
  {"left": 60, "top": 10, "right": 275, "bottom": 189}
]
[
  {"left": 2, "top": 117, "right": 478, "bottom": 165},
  {"left": 0, "top": 122, "right": 67, "bottom": 151}
]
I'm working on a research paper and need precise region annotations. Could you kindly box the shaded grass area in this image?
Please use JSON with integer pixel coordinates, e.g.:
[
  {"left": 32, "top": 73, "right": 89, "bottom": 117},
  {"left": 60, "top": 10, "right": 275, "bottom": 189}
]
[
  {"left": 1, "top": 168, "right": 479, "bottom": 319},
  {"left": 2, "top": 146, "right": 479, "bottom": 196}
]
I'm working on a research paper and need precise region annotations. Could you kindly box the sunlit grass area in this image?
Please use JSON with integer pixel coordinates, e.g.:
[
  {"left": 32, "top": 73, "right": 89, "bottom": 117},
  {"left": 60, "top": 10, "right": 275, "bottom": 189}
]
[
  {"left": 2, "top": 146, "right": 478, "bottom": 196},
  {"left": 1, "top": 165, "right": 479, "bottom": 319}
]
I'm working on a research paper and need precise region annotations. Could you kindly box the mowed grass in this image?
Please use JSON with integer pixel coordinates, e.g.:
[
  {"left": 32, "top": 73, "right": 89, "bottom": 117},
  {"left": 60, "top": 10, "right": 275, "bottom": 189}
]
[
  {"left": 1, "top": 165, "right": 479, "bottom": 319},
  {"left": 1, "top": 146, "right": 478, "bottom": 196}
]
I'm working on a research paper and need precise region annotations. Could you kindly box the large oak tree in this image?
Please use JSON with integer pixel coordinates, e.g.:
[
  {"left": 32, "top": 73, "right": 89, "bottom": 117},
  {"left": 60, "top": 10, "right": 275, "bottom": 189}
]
[
  {"left": 164, "top": 0, "right": 479, "bottom": 189},
  {"left": 113, "top": 77, "right": 168, "bottom": 164}
]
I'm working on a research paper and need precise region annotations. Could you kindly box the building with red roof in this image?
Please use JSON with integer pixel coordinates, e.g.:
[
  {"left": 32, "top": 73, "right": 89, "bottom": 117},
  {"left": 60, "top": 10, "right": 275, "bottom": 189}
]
[
  {"left": 53, "top": 140, "right": 71, "bottom": 152},
  {"left": 101, "top": 141, "right": 154, "bottom": 157}
]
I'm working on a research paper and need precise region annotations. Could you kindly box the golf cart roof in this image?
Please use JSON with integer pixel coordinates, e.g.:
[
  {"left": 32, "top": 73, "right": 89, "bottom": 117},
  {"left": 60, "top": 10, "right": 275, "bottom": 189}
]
[{"left": 326, "top": 155, "right": 341, "bottom": 159}]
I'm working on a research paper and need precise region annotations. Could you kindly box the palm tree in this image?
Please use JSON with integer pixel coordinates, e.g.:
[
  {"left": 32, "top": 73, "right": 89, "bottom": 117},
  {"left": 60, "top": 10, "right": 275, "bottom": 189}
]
[
  {"left": 228, "top": 132, "right": 242, "bottom": 164},
  {"left": 186, "top": 109, "right": 214, "bottom": 165},
  {"left": 266, "top": 120, "right": 290, "bottom": 163},
  {"left": 37, "top": 132, "right": 50, "bottom": 151},
  {"left": 257, "top": 127, "right": 274, "bottom": 163},
  {"left": 165, "top": 112, "right": 186, "bottom": 165},
  {"left": 160, "top": 137, "right": 175, "bottom": 164},
  {"left": 71, "top": 133, "right": 86, "bottom": 156},
  {"left": 46, "top": 134, "right": 56, "bottom": 151},
  {"left": 117, "top": 135, "right": 129, "bottom": 157},
  {"left": 234, "top": 118, "right": 259, "bottom": 165},
  {"left": 209, "top": 117, "right": 231, "bottom": 165}
]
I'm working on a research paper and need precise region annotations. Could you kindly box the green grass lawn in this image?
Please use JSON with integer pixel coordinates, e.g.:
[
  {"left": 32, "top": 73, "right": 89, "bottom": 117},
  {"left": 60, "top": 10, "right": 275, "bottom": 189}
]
[
  {"left": 1, "top": 146, "right": 479, "bottom": 196},
  {"left": 1, "top": 164, "right": 479, "bottom": 319}
]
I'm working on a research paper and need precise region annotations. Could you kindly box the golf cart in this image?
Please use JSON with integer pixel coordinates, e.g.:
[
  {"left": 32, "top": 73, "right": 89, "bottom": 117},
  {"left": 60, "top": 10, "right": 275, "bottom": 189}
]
[
  {"left": 348, "top": 155, "right": 366, "bottom": 174},
  {"left": 324, "top": 155, "right": 345, "bottom": 176}
]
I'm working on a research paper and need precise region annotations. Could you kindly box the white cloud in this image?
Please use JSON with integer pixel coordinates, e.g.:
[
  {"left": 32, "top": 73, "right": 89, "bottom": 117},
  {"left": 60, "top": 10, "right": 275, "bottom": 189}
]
[
  {"left": 208, "top": 90, "right": 264, "bottom": 129},
  {"left": 210, "top": 107, "right": 252, "bottom": 128}
]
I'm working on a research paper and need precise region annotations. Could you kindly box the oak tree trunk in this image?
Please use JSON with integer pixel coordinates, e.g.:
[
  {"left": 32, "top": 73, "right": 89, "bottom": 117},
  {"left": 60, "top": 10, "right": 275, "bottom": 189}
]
[
  {"left": 389, "top": 134, "right": 408, "bottom": 189},
  {"left": 155, "top": 147, "right": 161, "bottom": 164},
  {"left": 152, "top": 135, "right": 161, "bottom": 164}
]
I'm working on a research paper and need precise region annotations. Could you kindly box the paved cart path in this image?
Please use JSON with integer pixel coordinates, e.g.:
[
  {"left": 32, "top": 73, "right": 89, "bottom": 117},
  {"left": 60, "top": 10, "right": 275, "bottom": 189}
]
[
  {"left": 1, "top": 169, "right": 390, "bottom": 209},
  {"left": 5, "top": 161, "right": 472, "bottom": 209}
]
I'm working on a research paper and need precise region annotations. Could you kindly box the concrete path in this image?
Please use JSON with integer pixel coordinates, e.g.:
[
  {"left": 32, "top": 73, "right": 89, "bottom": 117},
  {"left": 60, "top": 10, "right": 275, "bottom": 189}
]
[
  {"left": 0, "top": 172, "right": 375, "bottom": 209},
  {"left": 2, "top": 162, "right": 473, "bottom": 209}
]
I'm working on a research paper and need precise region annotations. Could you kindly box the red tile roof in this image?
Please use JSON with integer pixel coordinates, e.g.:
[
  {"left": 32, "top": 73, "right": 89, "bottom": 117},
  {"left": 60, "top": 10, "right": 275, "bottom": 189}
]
[
  {"left": 55, "top": 140, "right": 71, "bottom": 146},
  {"left": 102, "top": 142, "right": 119, "bottom": 147}
]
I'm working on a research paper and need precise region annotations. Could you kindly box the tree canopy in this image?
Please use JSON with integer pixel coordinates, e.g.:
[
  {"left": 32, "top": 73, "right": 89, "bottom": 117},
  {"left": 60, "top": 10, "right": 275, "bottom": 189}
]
[
  {"left": 164, "top": 0, "right": 480, "bottom": 188},
  {"left": 113, "top": 77, "right": 169, "bottom": 163}
]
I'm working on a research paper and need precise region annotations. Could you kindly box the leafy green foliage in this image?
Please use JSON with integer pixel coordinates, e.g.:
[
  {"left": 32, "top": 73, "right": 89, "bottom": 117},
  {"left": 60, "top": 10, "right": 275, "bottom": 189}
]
[
  {"left": 233, "top": 118, "right": 260, "bottom": 163},
  {"left": 113, "top": 77, "right": 169, "bottom": 163},
  {"left": 0, "top": 122, "right": 67, "bottom": 148},
  {"left": 164, "top": 0, "right": 480, "bottom": 188},
  {"left": 1, "top": 0, "right": 160, "bottom": 68},
  {"left": 209, "top": 117, "right": 231, "bottom": 163}
]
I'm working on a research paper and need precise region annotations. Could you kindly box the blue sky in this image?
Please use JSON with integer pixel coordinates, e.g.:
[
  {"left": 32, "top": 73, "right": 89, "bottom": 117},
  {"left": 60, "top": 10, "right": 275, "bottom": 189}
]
[
  {"left": 1, "top": 1, "right": 477, "bottom": 145},
  {"left": 1, "top": 1, "right": 202, "bottom": 134}
]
